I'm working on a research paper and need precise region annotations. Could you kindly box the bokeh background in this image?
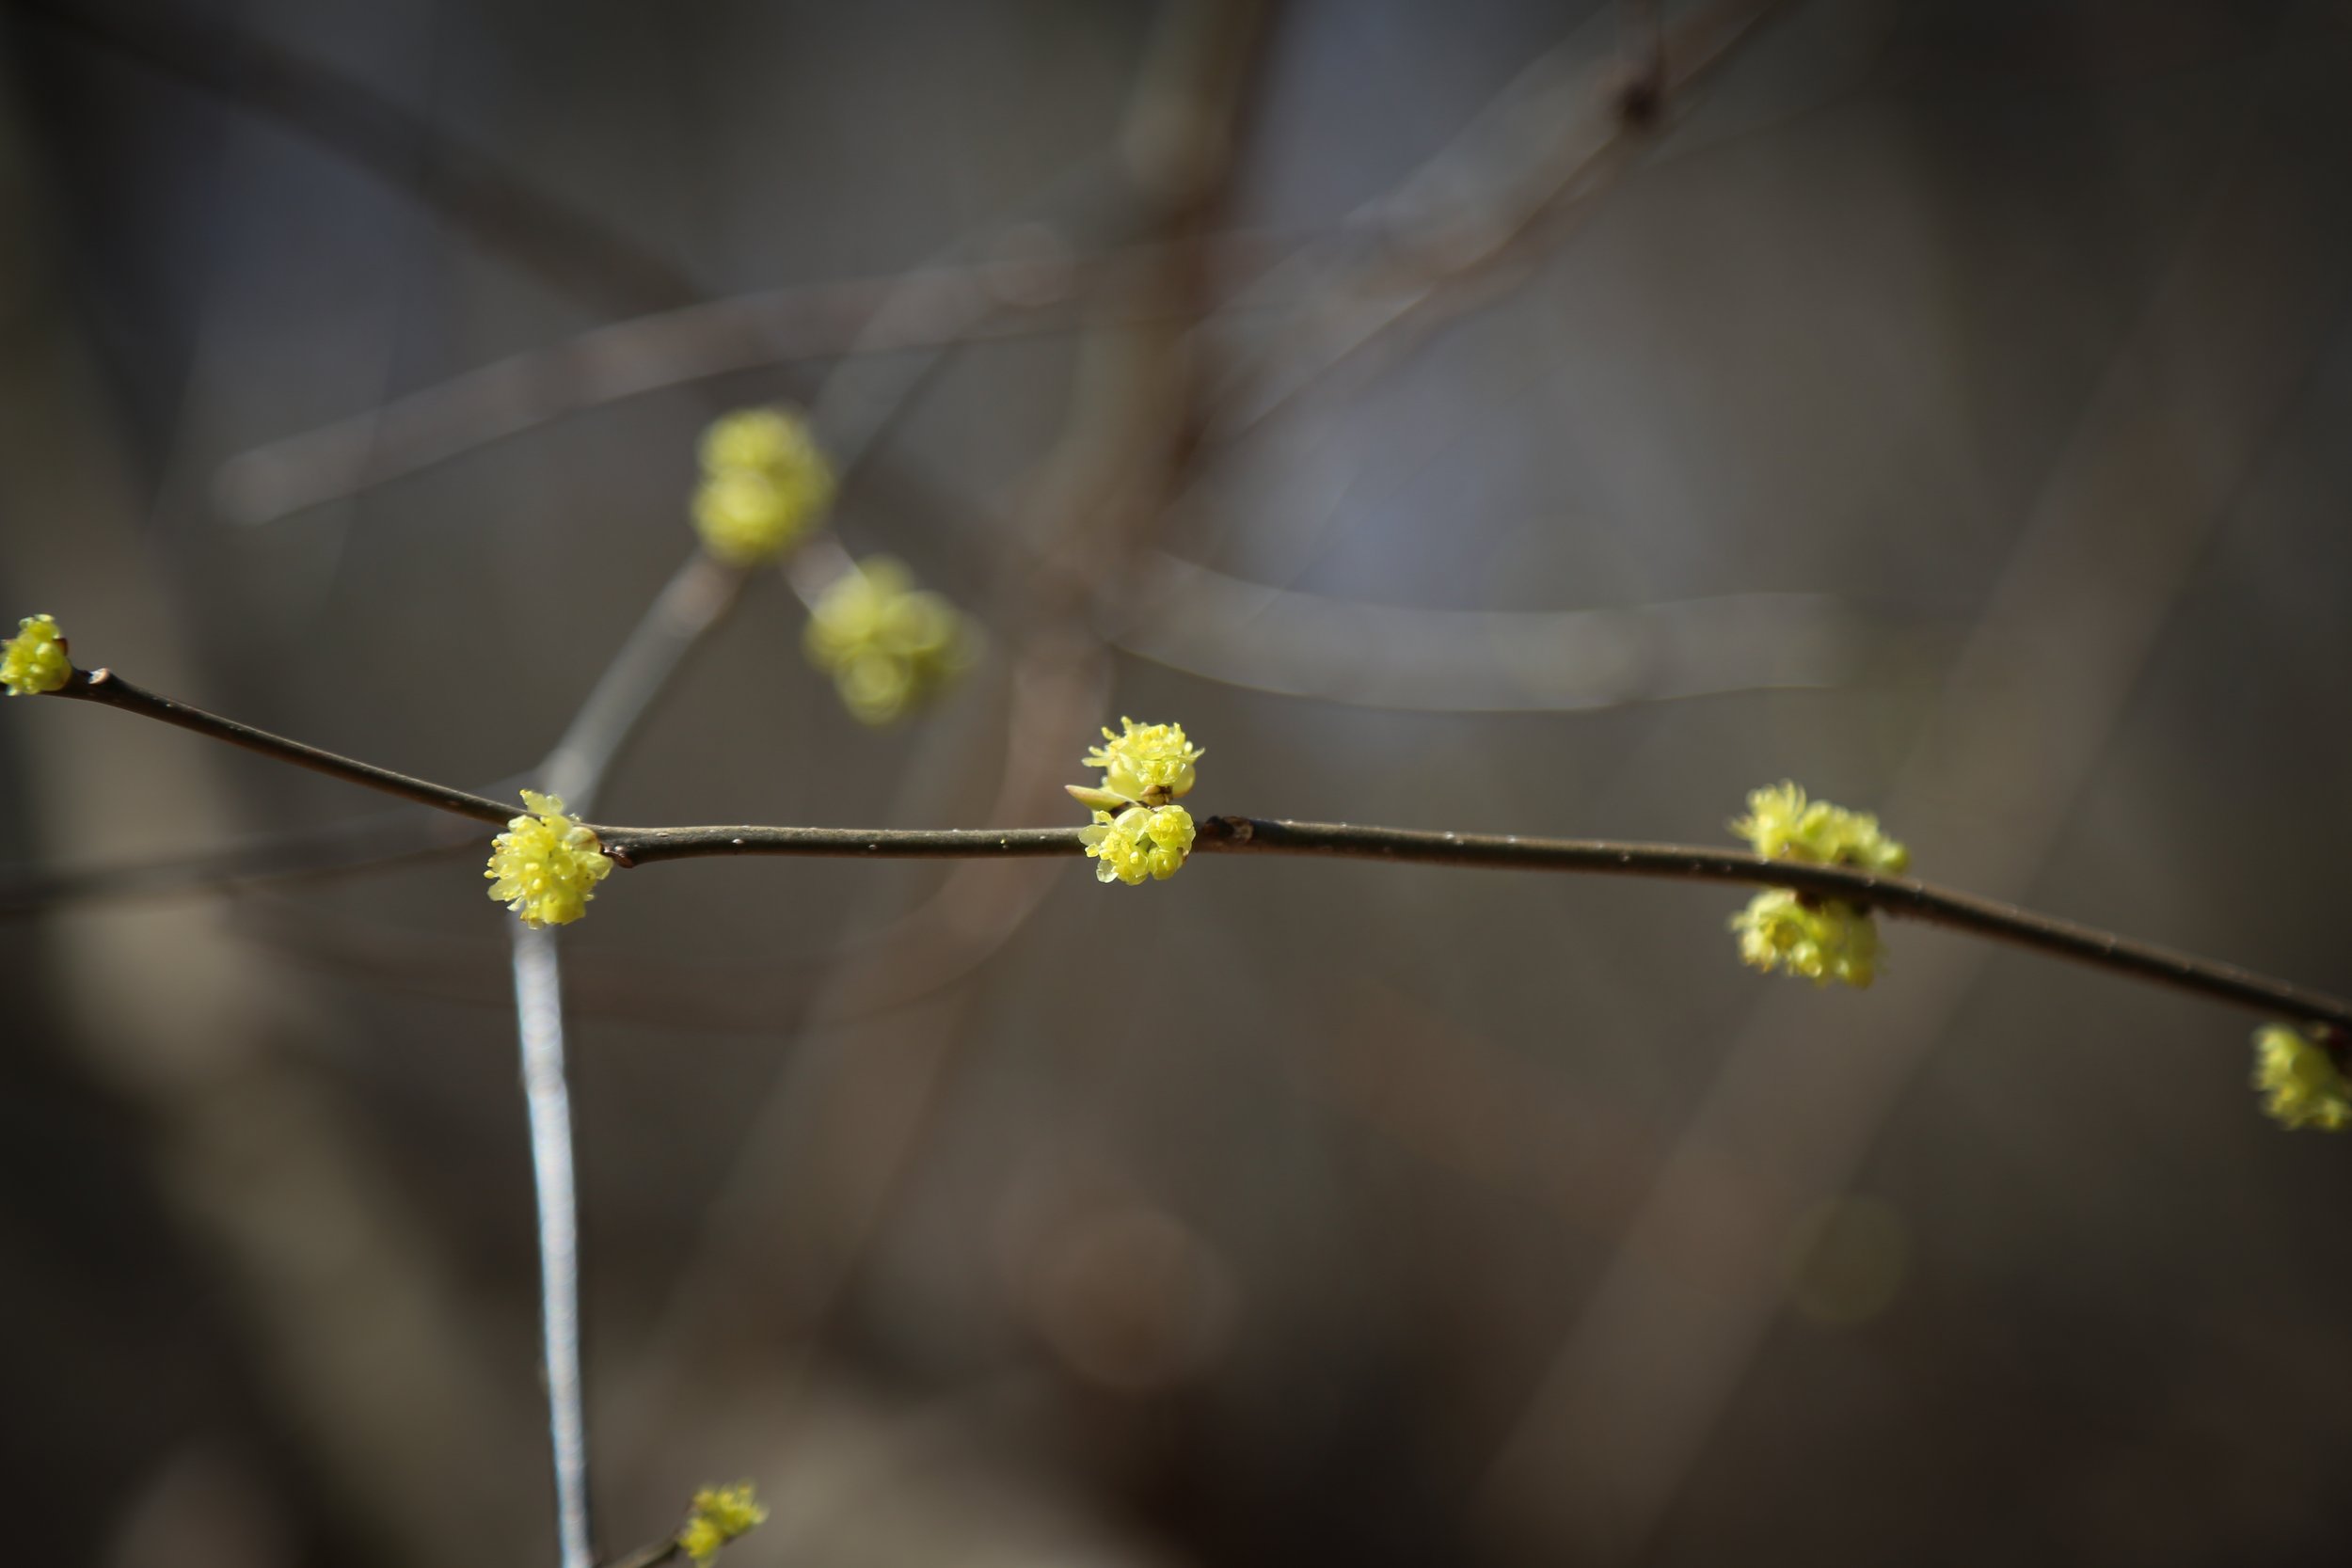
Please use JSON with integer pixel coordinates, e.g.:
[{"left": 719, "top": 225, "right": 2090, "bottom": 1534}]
[{"left": 5, "top": 1, "right": 2351, "bottom": 1564}]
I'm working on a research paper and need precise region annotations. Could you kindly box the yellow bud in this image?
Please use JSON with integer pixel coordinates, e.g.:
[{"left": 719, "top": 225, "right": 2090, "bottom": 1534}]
[
  {"left": 1, "top": 613, "right": 72, "bottom": 696},
  {"left": 2251, "top": 1023, "right": 2352, "bottom": 1132},
  {"left": 1082, "top": 717, "right": 1204, "bottom": 802},
  {"left": 484, "top": 791, "right": 612, "bottom": 928},
  {"left": 676, "top": 1481, "right": 767, "bottom": 1567},
  {"left": 803, "top": 557, "right": 974, "bottom": 724},
  {"left": 1729, "top": 889, "right": 1879, "bottom": 989},
  {"left": 1732, "top": 781, "right": 1907, "bottom": 874},
  {"left": 691, "top": 406, "right": 834, "bottom": 564},
  {"left": 1079, "top": 802, "right": 1195, "bottom": 886}
]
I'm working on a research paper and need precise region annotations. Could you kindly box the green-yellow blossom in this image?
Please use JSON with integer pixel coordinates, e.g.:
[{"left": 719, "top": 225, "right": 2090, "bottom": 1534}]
[
  {"left": 803, "top": 555, "right": 973, "bottom": 724},
  {"left": 1732, "top": 781, "right": 1908, "bottom": 873},
  {"left": 1083, "top": 717, "right": 1203, "bottom": 803},
  {"left": 1080, "top": 802, "right": 1195, "bottom": 885},
  {"left": 676, "top": 1481, "right": 768, "bottom": 1567},
  {"left": 484, "top": 790, "right": 612, "bottom": 928},
  {"left": 1728, "top": 782, "right": 1906, "bottom": 989},
  {"left": 2251, "top": 1022, "right": 2352, "bottom": 1132},
  {"left": 691, "top": 406, "right": 834, "bottom": 565},
  {"left": 2, "top": 613, "right": 72, "bottom": 696},
  {"left": 1730, "top": 888, "right": 1881, "bottom": 989}
]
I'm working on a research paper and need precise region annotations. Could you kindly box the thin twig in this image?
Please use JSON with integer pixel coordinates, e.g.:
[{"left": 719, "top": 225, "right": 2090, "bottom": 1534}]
[
  {"left": 512, "top": 546, "right": 751, "bottom": 1568},
  {"left": 56, "top": 668, "right": 518, "bottom": 825},
  {"left": 599, "top": 1539, "right": 681, "bottom": 1568},
  {"left": 37, "top": 674, "right": 2351, "bottom": 1030},
  {"left": 0, "top": 817, "right": 482, "bottom": 922},
  {"left": 513, "top": 927, "right": 595, "bottom": 1568},
  {"left": 591, "top": 815, "right": 2350, "bottom": 1028}
]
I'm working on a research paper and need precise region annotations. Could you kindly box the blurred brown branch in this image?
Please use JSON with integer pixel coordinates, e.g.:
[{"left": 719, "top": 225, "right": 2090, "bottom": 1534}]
[{"left": 15, "top": 0, "right": 699, "bottom": 314}]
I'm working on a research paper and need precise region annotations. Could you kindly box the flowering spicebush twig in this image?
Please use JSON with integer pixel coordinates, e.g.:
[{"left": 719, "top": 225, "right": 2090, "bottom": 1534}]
[
  {"left": 596, "top": 1482, "right": 770, "bottom": 1568},
  {"left": 1068, "top": 716, "right": 1204, "bottom": 883},
  {"left": 1724, "top": 782, "right": 1909, "bottom": 990},
  {"left": 13, "top": 622, "right": 2350, "bottom": 1119}
]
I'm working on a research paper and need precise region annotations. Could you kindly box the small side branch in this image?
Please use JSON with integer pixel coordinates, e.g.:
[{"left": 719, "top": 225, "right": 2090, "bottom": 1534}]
[{"left": 57, "top": 669, "right": 517, "bottom": 826}]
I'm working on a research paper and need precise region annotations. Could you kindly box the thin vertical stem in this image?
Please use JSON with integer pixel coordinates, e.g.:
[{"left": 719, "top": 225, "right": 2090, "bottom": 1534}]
[
  {"left": 514, "top": 925, "right": 595, "bottom": 1568},
  {"left": 511, "top": 549, "right": 745, "bottom": 1568}
]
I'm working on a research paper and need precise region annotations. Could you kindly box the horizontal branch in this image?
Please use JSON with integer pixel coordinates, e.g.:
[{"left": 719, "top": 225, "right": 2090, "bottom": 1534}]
[
  {"left": 56, "top": 669, "right": 518, "bottom": 827},
  {"left": 587, "top": 814, "right": 2352, "bottom": 1030},
  {"left": 34, "top": 668, "right": 2351, "bottom": 1032}
]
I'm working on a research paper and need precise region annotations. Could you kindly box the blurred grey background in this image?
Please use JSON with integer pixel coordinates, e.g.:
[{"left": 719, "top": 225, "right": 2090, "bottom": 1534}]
[{"left": 4, "top": 1, "right": 2350, "bottom": 1564}]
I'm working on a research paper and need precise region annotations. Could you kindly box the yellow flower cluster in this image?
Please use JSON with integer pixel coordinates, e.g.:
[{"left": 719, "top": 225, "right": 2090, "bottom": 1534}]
[
  {"left": 2, "top": 613, "right": 72, "bottom": 696},
  {"left": 1731, "top": 888, "right": 1882, "bottom": 989},
  {"left": 691, "top": 407, "right": 835, "bottom": 565},
  {"left": 1082, "top": 717, "right": 1203, "bottom": 804},
  {"left": 676, "top": 1481, "right": 768, "bottom": 1567},
  {"left": 1732, "top": 781, "right": 1908, "bottom": 873},
  {"left": 2251, "top": 1023, "right": 2351, "bottom": 1132},
  {"left": 803, "top": 556, "right": 974, "bottom": 724},
  {"left": 485, "top": 791, "right": 612, "bottom": 928},
  {"left": 1080, "top": 801, "right": 1197, "bottom": 884},
  {"left": 1727, "top": 782, "right": 1907, "bottom": 990},
  {"left": 1068, "top": 716, "right": 1202, "bottom": 886}
]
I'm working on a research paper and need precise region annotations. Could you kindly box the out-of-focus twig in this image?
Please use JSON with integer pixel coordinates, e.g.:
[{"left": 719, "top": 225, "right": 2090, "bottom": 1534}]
[
  {"left": 207, "top": 235, "right": 1301, "bottom": 528},
  {"left": 1114, "top": 557, "right": 1889, "bottom": 711},
  {"left": 1200, "top": 0, "right": 1786, "bottom": 449},
  {"left": 0, "top": 813, "right": 481, "bottom": 922},
  {"left": 13, "top": 0, "right": 698, "bottom": 315}
]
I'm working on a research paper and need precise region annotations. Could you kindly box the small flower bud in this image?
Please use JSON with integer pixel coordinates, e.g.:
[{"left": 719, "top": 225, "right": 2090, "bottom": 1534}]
[
  {"left": 803, "top": 556, "right": 975, "bottom": 724},
  {"left": 2251, "top": 1023, "right": 2351, "bottom": 1132},
  {"left": 2, "top": 613, "right": 72, "bottom": 696},
  {"left": 1732, "top": 781, "right": 1908, "bottom": 874},
  {"left": 691, "top": 407, "right": 834, "bottom": 565},
  {"left": 1066, "top": 783, "right": 1136, "bottom": 812},
  {"left": 1079, "top": 802, "right": 1196, "bottom": 885},
  {"left": 676, "top": 1481, "right": 767, "bottom": 1566},
  {"left": 1729, "top": 888, "right": 1880, "bottom": 989},
  {"left": 1727, "top": 782, "right": 1905, "bottom": 989},
  {"left": 1082, "top": 717, "right": 1204, "bottom": 803},
  {"left": 484, "top": 790, "right": 612, "bottom": 928}
]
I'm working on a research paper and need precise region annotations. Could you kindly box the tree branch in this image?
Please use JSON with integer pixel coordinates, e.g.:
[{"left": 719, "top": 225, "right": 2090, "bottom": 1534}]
[
  {"left": 34, "top": 673, "right": 2350, "bottom": 1032},
  {"left": 55, "top": 668, "right": 517, "bottom": 825}
]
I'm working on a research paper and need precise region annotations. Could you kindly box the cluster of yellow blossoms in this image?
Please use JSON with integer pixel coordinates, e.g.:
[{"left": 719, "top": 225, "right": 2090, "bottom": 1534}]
[
  {"left": 691, "top": 407, "right": 835, "bottom": 566},
  {"left": 1070, "top": 718, "right": 1203, "bottom": 886},
  {"left": 803, "top": 556, "right": 974, "bottom": 724},
  {"left": 1083, "top": 716, "right": 1203, "bottom": 802},
  {"left": 1727, "top": 782, "right": 1908, "bottom": 990},
  {"left": 485, "top": 791, "right": 612, "bottom": 928},
  {"left": 2250, "top": 1022, "right": 2351, "bottom": 1132},
  {"left": 676, "top": 1481, "right": 768, "bottom": 1566},
  {"left": 1, "top": 613, "right": 72, "bottom": 696}
]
